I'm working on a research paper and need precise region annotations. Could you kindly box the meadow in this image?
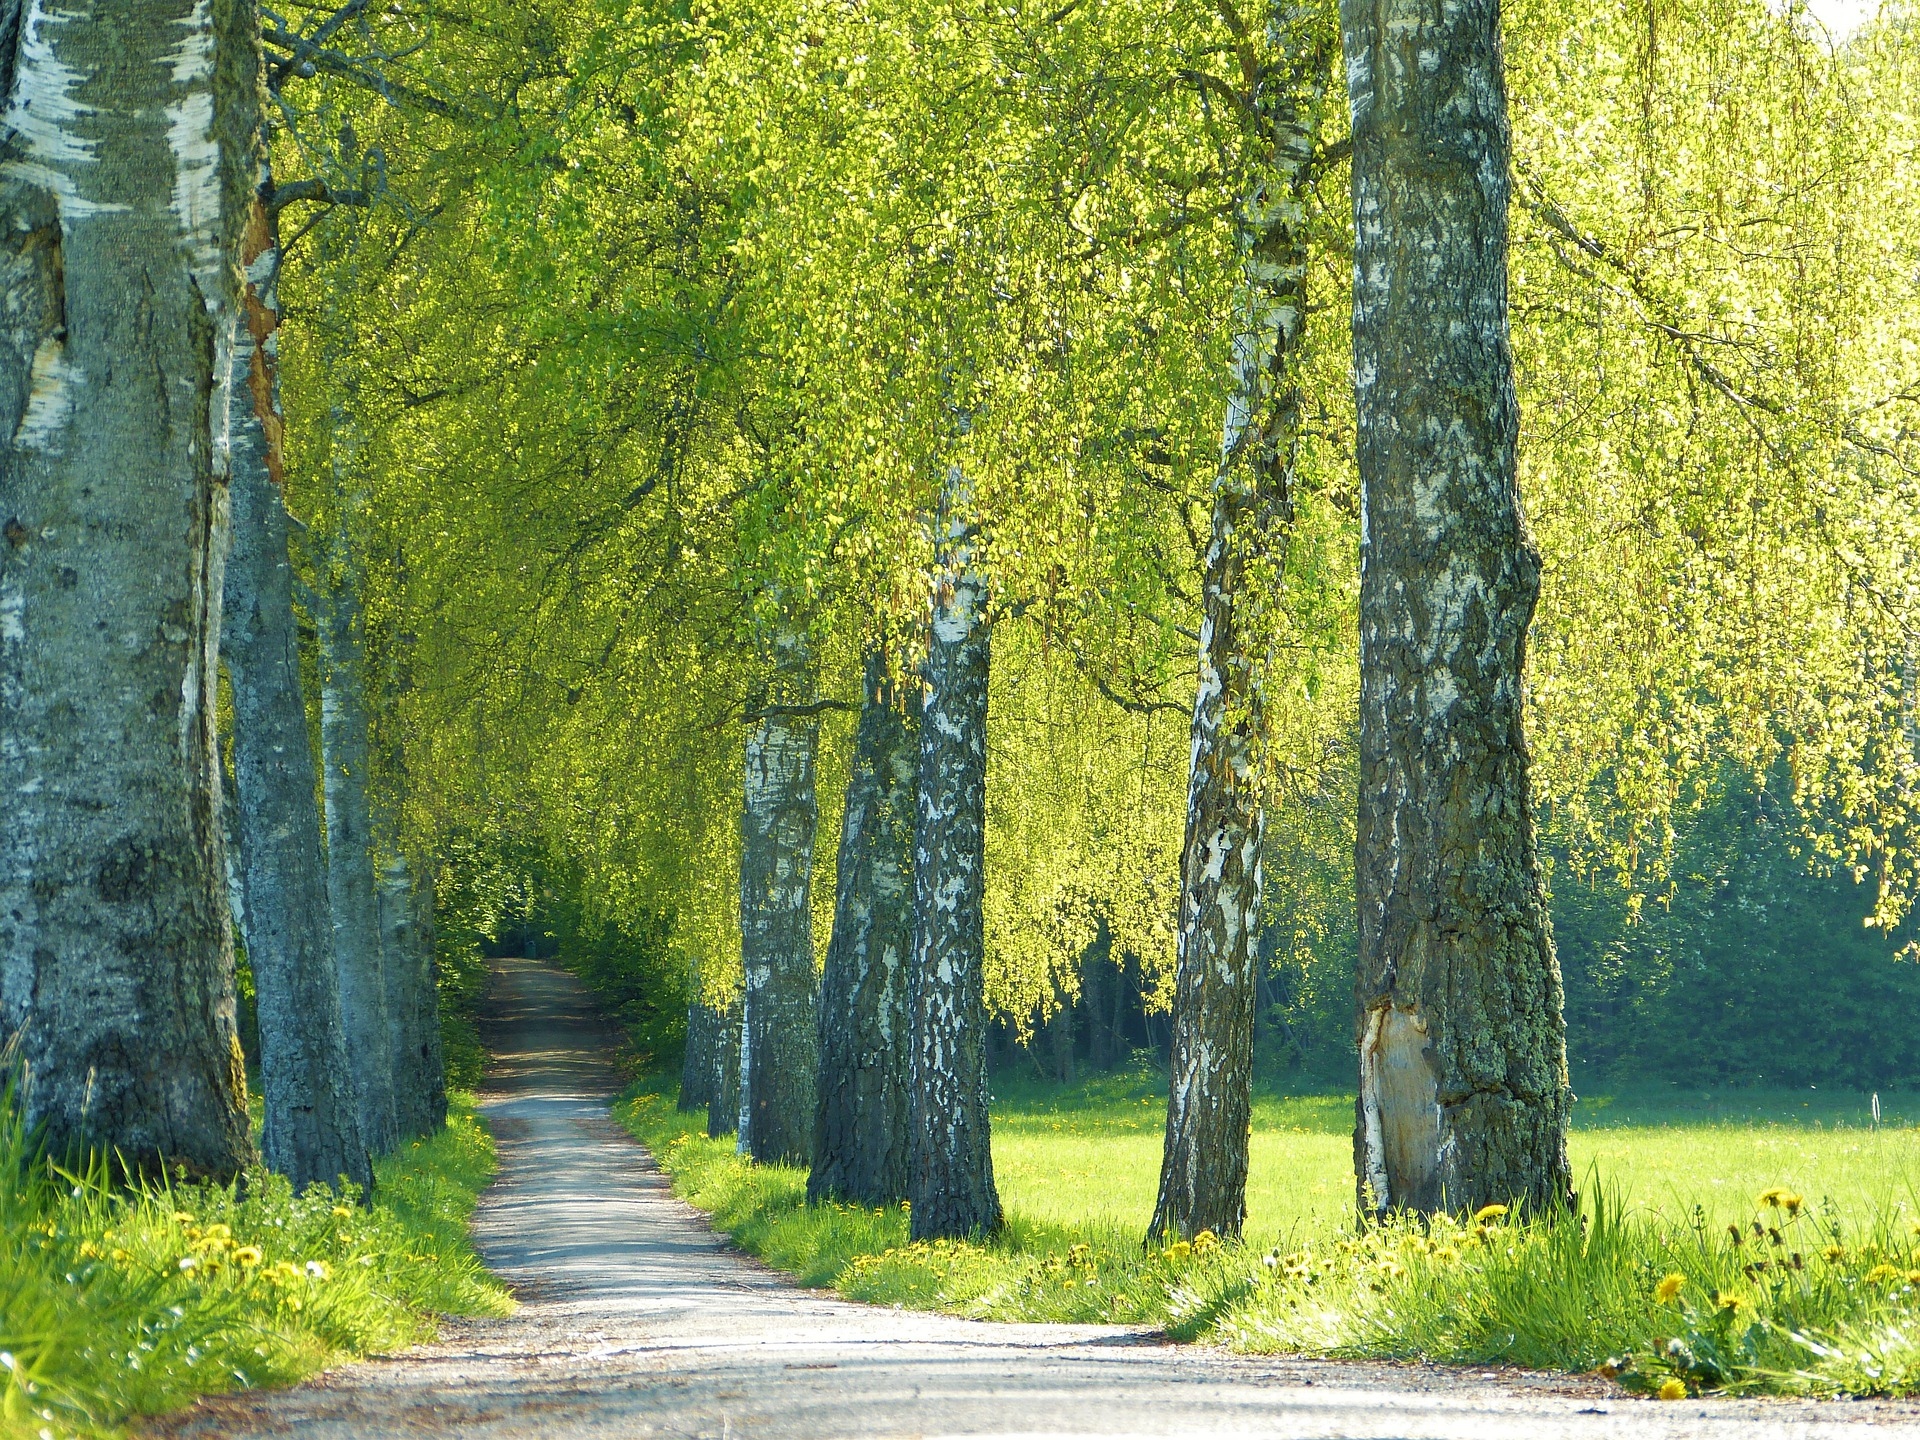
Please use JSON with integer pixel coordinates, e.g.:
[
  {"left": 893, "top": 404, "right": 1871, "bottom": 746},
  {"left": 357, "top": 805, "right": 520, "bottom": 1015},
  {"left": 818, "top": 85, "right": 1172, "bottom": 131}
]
[
  {"left": 0, "top": 1094, "right": 512, "bottom": 1440},
  {"left": 622, "top": 1062, "right": 1920, "bottom": 1400}
]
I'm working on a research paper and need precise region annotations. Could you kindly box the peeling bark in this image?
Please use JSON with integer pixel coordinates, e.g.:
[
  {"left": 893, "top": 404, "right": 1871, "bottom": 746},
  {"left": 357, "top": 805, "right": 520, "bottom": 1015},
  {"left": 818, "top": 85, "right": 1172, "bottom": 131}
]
[
  {"left": 0, "top": 0, "right": 264, "bottom": 1176},
  {"left": 738, "top": 626, "right": 819, "bottom": 1165},
  {"left": 811, "top": 646, "right": 918, "bottom": 1206},
  {"left": 224, "top": 173, "right": 370, "bottom": 1192},
  {"left": 1151, "top": 0, "right": 1337, "bottom": 1244},
  {"left": 908, "top": 467, "right": 1002, "bottom": 1242},
  {"left": 1342, "top": 0, "right": 1572, "bottom": 1217}
]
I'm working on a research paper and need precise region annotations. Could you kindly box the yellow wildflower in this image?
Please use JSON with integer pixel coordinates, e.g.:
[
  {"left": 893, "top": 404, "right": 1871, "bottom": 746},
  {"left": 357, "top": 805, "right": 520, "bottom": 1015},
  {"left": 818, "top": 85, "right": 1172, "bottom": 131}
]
[
  {"left": 1192, "top": 1230, "right": 1220, "bottom": 1257},
  {"left": 1657, "top": 1378, "right": 1689, "bottom": 1401},
  {"left": 331, "top": 1206, "right": 352, "bottom": 1219},
  {"left": 1824, "top": 1244, "right": 1848, "bottom": 1262},
  {"left": 235, "top": 1245, "right": 263, "bottom": 1267},
  {"left": 1867, "top": 1263, "right": 1903, "bottom": 1285},
  {"left": 172, "top": 1211, "right": 195, "bottom": 1226},
  {"left": 78, "top": 1241, "right": 101, "bottom": 1260},
  {"left": 1654, "top": 1272, "right": 1687, "bottom": 1304},
  {"left": 1474, "top": 1204, "right": 1509, "bottom": 1222},
  {"left": 1433, "top": 1245, "right": 1460, "bottom": 1263}
]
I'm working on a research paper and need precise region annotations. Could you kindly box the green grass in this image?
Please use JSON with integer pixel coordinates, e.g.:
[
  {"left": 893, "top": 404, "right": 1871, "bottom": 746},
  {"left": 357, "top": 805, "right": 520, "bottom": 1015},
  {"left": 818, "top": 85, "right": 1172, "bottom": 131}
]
[
  {"left": 0, "top": 1093, "right": 513, "bottom": 1439},
  {"left": 621, "top": 1061, "right": 1920, "bottom": 1399}
]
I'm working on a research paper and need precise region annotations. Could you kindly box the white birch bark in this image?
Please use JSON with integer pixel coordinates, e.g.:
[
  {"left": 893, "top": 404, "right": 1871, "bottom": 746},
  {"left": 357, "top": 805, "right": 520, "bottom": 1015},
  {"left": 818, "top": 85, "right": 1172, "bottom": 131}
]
[{"left": 0, "top": 0, "right": 262, "bottom": 1174}]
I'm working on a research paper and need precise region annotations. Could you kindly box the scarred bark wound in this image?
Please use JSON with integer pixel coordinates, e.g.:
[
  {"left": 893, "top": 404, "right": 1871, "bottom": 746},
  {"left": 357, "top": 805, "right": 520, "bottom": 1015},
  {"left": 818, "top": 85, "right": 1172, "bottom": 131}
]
[{"left": 1342, "top": 0, "right": 1572, "bottom": 1217}]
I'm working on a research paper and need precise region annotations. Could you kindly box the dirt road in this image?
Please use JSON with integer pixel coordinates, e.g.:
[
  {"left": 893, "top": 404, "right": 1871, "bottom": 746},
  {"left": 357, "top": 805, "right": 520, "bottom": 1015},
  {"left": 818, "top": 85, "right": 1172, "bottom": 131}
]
[{"left": 159, "top": 957, "right": 1920, "bottom": 1438}]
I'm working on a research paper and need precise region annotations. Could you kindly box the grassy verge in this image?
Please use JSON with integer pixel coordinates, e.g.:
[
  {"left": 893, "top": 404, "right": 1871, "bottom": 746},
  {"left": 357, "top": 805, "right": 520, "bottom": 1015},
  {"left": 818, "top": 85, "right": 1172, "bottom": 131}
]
[
  {"left": 1, "top": 1093, "right": 513, "bottom": 1439},
  {"left": 621, "top": 1072, "right": 1920, "bottom": 1399}
]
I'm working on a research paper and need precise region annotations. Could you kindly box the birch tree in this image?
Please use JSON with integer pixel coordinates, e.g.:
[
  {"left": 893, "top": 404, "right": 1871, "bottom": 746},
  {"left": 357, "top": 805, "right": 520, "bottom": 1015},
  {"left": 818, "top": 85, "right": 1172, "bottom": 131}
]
[
  {"left": 908, "top": 460, "right": 1003, "bottom": 1241},
  {"left": 1342, "top": 0, "right": 1571, "bottom": 1217},
  {"left": 1151, "top": 0, "right": 1339, "bottom": 1244},
  {"left": 811, "top": 645, "right": 917, "bottom": 1205},
  {"left": 318, "top": 512, "right": 397, "bottom": 1156},
  {"left": 0, "top": 0, "right": 264, "bottom": 1176},
  {"left": 223, "top": 180, "right": 371, "bottom": 1190},
  {"left": 737, "top": 624, "right": 820, "bottom": 1164}
]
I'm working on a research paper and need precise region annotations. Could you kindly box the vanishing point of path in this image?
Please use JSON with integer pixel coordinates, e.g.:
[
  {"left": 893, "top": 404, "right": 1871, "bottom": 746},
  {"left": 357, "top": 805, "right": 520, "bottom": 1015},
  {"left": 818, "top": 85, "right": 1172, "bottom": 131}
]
[{"left": 158, "top": 958, "right": 1920, "bottom": 1439}]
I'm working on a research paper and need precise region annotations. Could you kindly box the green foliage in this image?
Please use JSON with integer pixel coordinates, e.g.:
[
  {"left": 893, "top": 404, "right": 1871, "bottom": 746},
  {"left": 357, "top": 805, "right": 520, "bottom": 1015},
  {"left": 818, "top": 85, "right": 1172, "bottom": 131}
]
[
  {"left": 624, "top": 1075, "right": 1920, "bottom": 1396},
  {"left": 0, "top": 1095, "right": 511, "bottom": 1439}
]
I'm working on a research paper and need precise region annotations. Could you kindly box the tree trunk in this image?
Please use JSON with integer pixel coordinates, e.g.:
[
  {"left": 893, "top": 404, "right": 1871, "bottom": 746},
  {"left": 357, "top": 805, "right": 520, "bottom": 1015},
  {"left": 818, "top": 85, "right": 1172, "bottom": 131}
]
[
  {"left": 1151, "top": 4, "right": 1335, "bottom": 1242},
  {"left": 707, "top": 995, "right": 741, "bottom": 1139},
  {"left": 679, "top": 987, "right": 715, "bottom": 1112},
  {"left": 319, "top": 547, "right": 396, "bottom": 1157},
  {"left": 1342, "top": 0, "right": 1572, "bottom": 1217},
  {"left": 0, "top": 0, "right": 263, "bottom": 1177},
  {"left": 737, "top": 628, "right": 819, "bottom": 1165},
  {"left": 810, "top": 647, "right": 917, "bottom": 1206},
  {"left": 409, "top": 863, "right": 447, "bottom": 1128},
  {"left": 223, "top": 175, "right": 371, "bottom": 1193},
  {"left": 908, "top": 467, "right": 1002, "bottom": 1242},
  {"left": 379, "top": 852, "right": 444, "bottom": 1138}
]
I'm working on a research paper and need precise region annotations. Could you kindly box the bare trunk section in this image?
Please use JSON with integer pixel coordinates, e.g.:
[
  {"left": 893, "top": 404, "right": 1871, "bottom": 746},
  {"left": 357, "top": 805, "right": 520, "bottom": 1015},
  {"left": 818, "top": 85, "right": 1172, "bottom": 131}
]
[
  {"left": 908, "top": 468, "right": 1002, "bottom": 1242},
  {"left": 738, "top": 628, "right": 819, "bottom": 1165},
  {"left": 707, "top": 994, "right": 740, "bottom": 1139},
  {"left": 1151, "top": 2, "right": 1336, "bottom": 1244},
  {"left": 1342, "top": 0, "right": 1571, "bottom": 1217},
  {"left": 0, "top": 0, "right": 262, "bottom": 1176},
  {"left": 319, "top": 546, "right": 395, "bottom": 1157},
  {"left": 811, "top": 647, "right": 918, "bottom": 1206},
  {"left": 223, "top": 178, "right": 370, "bottom": 1192}
]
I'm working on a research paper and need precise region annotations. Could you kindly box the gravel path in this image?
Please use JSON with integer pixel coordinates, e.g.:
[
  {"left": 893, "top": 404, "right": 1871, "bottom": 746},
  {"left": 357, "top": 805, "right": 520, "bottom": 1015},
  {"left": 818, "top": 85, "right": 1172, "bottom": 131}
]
[{"left": 156, "top": 957, "right": 1920, "bottom": 1438}]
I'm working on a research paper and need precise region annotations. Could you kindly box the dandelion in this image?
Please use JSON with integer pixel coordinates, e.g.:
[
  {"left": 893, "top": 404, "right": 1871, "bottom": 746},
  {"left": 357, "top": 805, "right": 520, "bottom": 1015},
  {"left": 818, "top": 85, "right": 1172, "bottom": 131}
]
[
  {"left": 172, "top": 1212, "right": 195, "bottom": 1226},
  {"left": 1655, "top": 1272, "right": 1687, "bottom": 1304},
  {"left": 178, "top": 1256, "right": 199, "bottom": 1273},
  {"left": 1657, "top": 1378, "right": 1688, "bottom": 1401},
  {"left": 77, "top": 1241, "right": 101, "bottom": 1260},
  {"left": 1757, "top": 1187, "right": 1795, "bottom": 1209},
  {"left": 1433, "top": 1245, "right": 1460, "bottom": 1263},
  {"left": 1473, "top": 1204, "right": 1509, "bottom": 1222},
  {"left": 331, "top": 1206, "right": 352, "bottom": 1219},
  {"left": 1867, "top": 1263, "right": 1903, "bottom": 1285},
  {"left": 1713, "top": 1290, "right": 1748, "bottom": 1313},
  {"left": 1192, "top": 1230, "right": 1219, "bottom": 1257},
  {"left": 304, "top": 1260, "right": 331, "bottom": 1281},
  {"left": 1824, "top": 1244, "right": 1848, "bottom": 1262},
  {"left": 235, "top": 1246, "right": 263, "bottom": 1267},
  {"left": 1164, "top": 1240, "right": 1192, "bottom": 1262}
]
